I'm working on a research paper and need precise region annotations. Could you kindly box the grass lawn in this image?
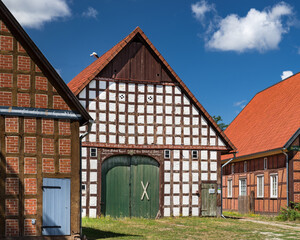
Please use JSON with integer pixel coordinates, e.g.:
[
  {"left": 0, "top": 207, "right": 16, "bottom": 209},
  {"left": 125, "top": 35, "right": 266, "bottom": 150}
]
[{"left": 82, "top": 214, "right": 300, "bottom": 240}]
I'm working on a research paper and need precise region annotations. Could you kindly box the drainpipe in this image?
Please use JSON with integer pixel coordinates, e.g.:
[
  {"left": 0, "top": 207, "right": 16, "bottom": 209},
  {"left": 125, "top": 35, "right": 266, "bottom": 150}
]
[
  {"left": 282, "top": 149, "right": 289, "bottom": 207},
  {"left": 221, "top": 153, "right": 236, "bottom": 219},
  {"left": 79, "top": 120, "right": 94, "bottom": 237}
]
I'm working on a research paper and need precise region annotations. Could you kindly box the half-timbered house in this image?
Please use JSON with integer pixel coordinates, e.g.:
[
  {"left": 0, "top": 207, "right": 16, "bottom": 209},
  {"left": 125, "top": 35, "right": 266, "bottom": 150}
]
[
  {"left": 68, "top": 27, "right": 236, "bottom": 218},
  {"left": 0, "top": 1, "right": 92, "bottom": 238},
  {"left": 222, "top": 74, "right": 300, "bottom": 214}
]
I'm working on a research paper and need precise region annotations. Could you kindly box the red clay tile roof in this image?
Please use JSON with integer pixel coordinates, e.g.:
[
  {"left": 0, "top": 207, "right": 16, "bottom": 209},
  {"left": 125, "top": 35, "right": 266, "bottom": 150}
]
[
  {"left": 68, "top": 27, "right": 236, "bottom": 152},
  {"left": 222, "top": 73, "right": 300, "bottom": 160}
]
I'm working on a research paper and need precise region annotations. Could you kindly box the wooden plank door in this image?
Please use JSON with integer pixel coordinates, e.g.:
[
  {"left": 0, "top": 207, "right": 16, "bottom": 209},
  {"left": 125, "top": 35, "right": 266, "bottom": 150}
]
[
  {"left": 101, "top": 155, "right": 131, "bottom": 218},
  {"left": 130, "top": 156, "right": 159, "bottom": 218},
  {"left": 201, "top": 183, "right": 217, "bottom": 217},
  {"left": 42, "top": 178, "right": 70, "bottom": 236}
]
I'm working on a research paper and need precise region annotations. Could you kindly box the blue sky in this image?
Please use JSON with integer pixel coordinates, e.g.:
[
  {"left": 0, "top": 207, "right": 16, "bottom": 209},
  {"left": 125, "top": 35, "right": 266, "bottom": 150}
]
[{"left": 3, "top": 0, "right": 300, "bottom": 125}]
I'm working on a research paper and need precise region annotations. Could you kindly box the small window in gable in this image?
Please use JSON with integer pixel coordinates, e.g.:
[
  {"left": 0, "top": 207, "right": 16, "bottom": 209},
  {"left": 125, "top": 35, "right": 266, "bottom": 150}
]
[
  {"left": 192, "top": 150, "right": 198, "bottom": 159},
  {"left": 244, "top": 161, "right": 247, "bottom": 172},
  {"left": 231, "top": 163, "right": 234, "bottom": 174},
  {"left": 164, "top": 150, "right": 171, "bottom": 159},
  {"left": 90, "top": 148, "right": 97, "bottom": 157},
  {"left": 264, "top": 158, "right": 268, "bottom": 170}
]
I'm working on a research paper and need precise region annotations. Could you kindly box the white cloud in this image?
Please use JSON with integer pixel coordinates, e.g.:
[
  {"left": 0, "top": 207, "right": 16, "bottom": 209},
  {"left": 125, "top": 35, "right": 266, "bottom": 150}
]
[
  {"left": 234, "top": 100, "right": 247, "bottom": 109},
  {"left": 191, "top": 1, "right": 215, "bottom": 23},
  {"left": 3, "top": 0, "right": 71, "bottom": 29},
  {"left": 281, "top": 70, "right": 293, "bottom": 80},
  {"left": 82, "top": 7, "right": 98, "bottom": 19},
  {"left": 198, "top": 2, "right": 293, "bottom": 52}
]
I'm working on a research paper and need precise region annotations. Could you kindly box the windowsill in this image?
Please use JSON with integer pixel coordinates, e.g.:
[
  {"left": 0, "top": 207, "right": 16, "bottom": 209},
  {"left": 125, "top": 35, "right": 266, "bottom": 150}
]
[
  {"left": 270, "top": 197, "right": 278, "bottom": 199},
  {"left": 256, "top": 197, "right": 264, "bottom": 199},
  {"left": 227, "top": 196, "right": 232, "bottom": 199}
]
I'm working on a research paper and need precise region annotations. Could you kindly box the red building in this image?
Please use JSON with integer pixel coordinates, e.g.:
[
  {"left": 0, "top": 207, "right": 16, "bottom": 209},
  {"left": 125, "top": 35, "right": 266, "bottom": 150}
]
[
  {"left": 0, "top": 1, "right": 91, "bottom": 238},
  {"left": 222, "top": 74, "right": 300, "bottom": 214}
]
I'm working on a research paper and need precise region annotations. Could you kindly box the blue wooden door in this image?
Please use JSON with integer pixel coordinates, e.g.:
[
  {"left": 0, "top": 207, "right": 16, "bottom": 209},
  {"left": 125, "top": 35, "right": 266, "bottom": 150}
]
[{"left": 42, "top": 178, "right": 70, "bottom": 236}]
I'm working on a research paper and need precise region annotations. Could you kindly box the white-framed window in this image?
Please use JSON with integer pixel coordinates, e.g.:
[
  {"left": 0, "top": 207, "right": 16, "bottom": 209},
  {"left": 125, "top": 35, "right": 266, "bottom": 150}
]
[
  {"left": 244, "top": 161, "right": 247, "bottom": 172},
  {"left": 90, "top": 148, "right": 97, "bottom": 157},
  {"left": 164, "top": 150, "right": 171, "bottom": 159},
  {"left": 264, "top": 157, "right": 268, "bottom": 170},
  {"left": 257, "top": 175, "right": 264, "bottom": 198},
  {"left": 231, "top": 163, "right": 234, "bottom": 174},
  {"left": 270, "top": 174, "right": 278, "bottom": 198},
  {"left": 192, "top": 150, "right": 198, "bottom": 159},
  {"left": 227, "top": 179, "right": 232, "bottom": 198},
  {"left": 82, "top": 184, "right": 86, "bottom": 194},
  {"left": 239, "top": 178, "right": 247, "bottom": 196}
]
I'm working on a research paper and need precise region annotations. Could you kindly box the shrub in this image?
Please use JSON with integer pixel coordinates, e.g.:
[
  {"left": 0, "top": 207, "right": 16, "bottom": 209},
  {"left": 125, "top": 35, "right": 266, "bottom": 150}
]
[{"left": 277, "top": 202, "right": 300, "bottom": 221}]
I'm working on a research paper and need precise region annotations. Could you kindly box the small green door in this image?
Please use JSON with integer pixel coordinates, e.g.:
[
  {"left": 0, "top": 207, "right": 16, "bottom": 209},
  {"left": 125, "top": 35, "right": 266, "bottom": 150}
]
[
  {"left": 201, "top": 183, "right": 217, "bottom": 216},
  {"left": 101, "top": 155, "right": 159, "bottom": 218}
]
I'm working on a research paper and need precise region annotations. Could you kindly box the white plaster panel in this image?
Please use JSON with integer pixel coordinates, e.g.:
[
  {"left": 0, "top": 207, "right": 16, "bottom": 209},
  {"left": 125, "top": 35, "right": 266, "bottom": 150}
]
[
  {"left": 88, "top": 101, "right": 96, "bottom": 110},
  {"left": 183, "top": 161, "right": 189, "bottom": 171},
  {"left": 182, "top": 207, "right": 189, "bottom": 217},
  {"left": 147, "top": 105, "right": 154, "bottom": 113},
  {"left": 166, "top": 126, "right": 172, "bottom": 135},
  {"left": 138, "top": 126, "right": 144, "bottom": 134},
  {"left": 175, "top": 126, "right": 181, "bottom": 134},
  {"left": 82, "top": 147, "right": 87, "bottom": 157},
  {"left": 89, "top": 90, "right": 96, "bottom": 99},
  {"left": 173, "top": 207, "right": 180, "bottom": 216},
  {"left": 156, "top": 106, "right": 163, "bottom": 114},
  {"left": 201, "top": 138, "right": 207, "bottom": 145},
  {"left": 210, "top": 127, "right": 216, "bottom": 136},
  {"left": 79, "top": 88, "right": 86, "bottom": 98},
  {"left": 201, "top": 173, "right": 208, "bottom": 181},
  {"left": 99, "top": 135, "right": 106, "bottom": 143},
  {"left": 201, "top": 162, "right": 208, "bottom": 171},
  {"left": 193, "top": 138, "right": 199, "bottom": 145},
  {"left": 128, "top": 136, "right": 135, "bottom": 144},
  {"left": 173, "top": 184, "right": 180, "bottom": 194},
  {"left": 192, "top": 106, "right": 199, "bottom": 115},
  {"left": 82, "top": 172, "right": 86, "bottom": 181},
  {"left": 201, "top": 128, "right": 207, "bottom": 136},
  {"left": 128, "top": 125, "right": 135, "bottom": 134},
  {"left": 89, "top": 209, "right": 97, "bottom": 218},
  {"left": 182, "top": 150, "right": 189, "bottom": 159},
  {"left": 90, "top": 184, "right": 97, "bottom": 194},
  {"left": 165, "top": 106, "right": 172, "bottom": 114},
  {"left": 109, "top": 113, "right": 116, "bottom": 122},
  {"left": 193, "top": 117, "right": 199, "bottom": 125},
  {"left": 192, "top": 128, "right": 199, "bottom": 135},
  {"left": 156, "top": 116, "right": 163, "bottom": 125},
  {"left": 175, "top": 86, "right": 181, "bottom": 94},
  {"left": 119, "top": 93, "right": 125, "bottom": 101},
  {"left": 164, "top": 196, "right": 170, "bottom": 205},
  {"left": 79, "top": 100, "right": 86, "bottom": 108},
  {"left": 128, "top": 94, "right": 135, "bottom": 103},
  {"left": 128, "top": 115, "right": 135, "bottom": 124},
  {"left": 184, "top": 138, "right": 190, "bottom": 145},
  {"left": 82, "top": 196, "right": 86, "bottom": 207},
  {"left": 166, "top": 116, "right": 172, "bottom": 125},
  {"left": 165, "top": 86, "right": 172, "bottom": 94},
  {"left": 118, "top": 115, "right": 125, "bottom": 123},
  {"left": 218, "top": 138, "right": 225, "bottom": 146},
  {"left": 109, "top": 125, "right": 116, "bottom": 133},
  {"left": 119, "top": 104, "right": 125, "bottom": 112},
  {"left": 192, "top": 161, "right": 199, "bottom": 171},
  {"left": 210, "top": 138, "right": 216, "bottom": 146},
  {"left": 201, "top": 150, "right": 208, "bottom": 160},
  {"left": 91, "top": 124, "right": 96, "bottom": 132},
  {"left": 183, "top": 95, "right": 189, "bottom": 105},
  {"left": 138, "top": 95, "right": 144, "bottom": 103},
  {"left": 175, "top": 137, "right": 181, "bottom": 145},
  {"left": 184, "top": 127, "right": 190, "bottom": 135},
  {"left": 156, "top": 95, "right": 163, "bottom": 104},
  {"left": 183, "top": 107, "right": 190, "bottom": 115},
  {"left": 109, "top": 82, "right": 116, "bottom": 90},
  {"left": 173, "top": 196, "right": 180, "bottom": 205},
  {"left": 156, "top": 85, "right": 163, "bottom": 93},
  {"left": 182, "top": 173, "right": 189, "bottom": 182},
  {"left": 192, "top": 207, "right": 199, "bottom": 216},
  {"left": 147, "top": 116, "right": 154, "bottom": 124},
  {"left": 119, "top": 83, "right": 126, "bottom": 91},
  {"left": 157, "top": 137, "right": 163, "bottom": 144},
  {"left": 128, "top": 83, "right": 135, "bottom": 92},
  {"left": 164, "top": 184, "right": 170, "bottom": 194},
  {"left": 119, "top": 125, "right": 125, "bottom": 134},
  {"left": 138, "top": 84, "right": 145, "bottom": 92},
  {"left": 164, "top": 173, "right": 170, "bottom": 182},
  {"left": 211, "top": 162, "right": 217, "bottom": 172},
  {"left": 99, "top": 91, "right": 106, "bottom": 100},
  {"left": 147, "top": 136, "right": 154, "bottom": 144},
  {"left": 174, "top": 150, "right": 180, "bottom": 159},
  {"left": 119, "top": 136, "right": 125, "bottom": 144},
  {"left": 210, "top": 151, "right": 217, "bottom": 160},
  {"left": 173, "top": 173, "right": 180, "bottom": 182},
  {"left": 184, "top": 117, "right": 190, "bottom": 125},
  {"left": 147, "top": 84, "right": 154, "bottom": 92},
  {"left": 210, "top": 173, "right": 217, "bottom": 181},
  {"left": 99, "top": 81, "right": 106, "bottom": 89},
  {"left": 89, "top": 134, "right": 96, "bottom": 142},
  {"left": 90, "top": 160, "right": 97, "bottom": 170},
  {"left": 192, "top": 196, "right": 198, "bottom": 205},
  {"left": 192, "top": 184, "right": 198, "bottom": 193},
  {"left": 109, "top": 135, "right": 116, "bottom": 143},
  {"left": 147, "top": 126, "right": 154, "bottom": 134},
  {"left": 192, "top": 173, "right": 198, "bottom": 182},
  {"left": 138, "top": 105, "right": 145, "bottom": 113},
  {"left": 82, "top": 209, "right": 86, "bottom": 218},
  {"left": 166, "top": 95, "right": 172, "bottom": 104},
  {"left": 138, "top": 115, "right": 144, "bottom": 124},
  {"left": 89, "top": 112, "right": 96, "bottom": 120},
  {"left": 109, "top": 93, "right": 116, "bottom": 101},
  {"left": 166, "top": 137, "right": 172, "bottom": 145},
  {"left": 183, "top": 195, "right": 189, "bottom": 205},
  {"left": 175, "top": 96, "right": 181, "bottom": 104},
  {"left": 90, "top": 172, "right": 97, "bottom": 182},
  {"left": 82, "top": 160, "right": 87, "bottom": 170},
  {"left": 164, "top": 208, "right": 170, "bottom": 217},
  {"left": 175, "top": 107, "right": 181, "bottom": 115},
  {"left": 182, "top": 184, "right": 189, "bottom": 194},
  {"left": 164, "top": 161, "right": 171, "bottom": 171},
  {"left": 201, "top": 116, "right": 207, "bottom": 125},
  {"left": 128, "top": 105, "right": 135, "bottom": 113},
  {"left": 173, "top": 161, "right": 180, "bottom": 171}
]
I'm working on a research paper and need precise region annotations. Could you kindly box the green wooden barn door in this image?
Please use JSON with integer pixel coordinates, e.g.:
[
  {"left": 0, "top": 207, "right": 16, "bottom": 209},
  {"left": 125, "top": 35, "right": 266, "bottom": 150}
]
[
  {"left": 201, "top": 183, "right": 217, "bottom": 216},
  {"left": 131, "top": 156, "right": 159, "bottom": 218},
  {"left": 101, "top": 155, "right": 159, "bottom": 218}
]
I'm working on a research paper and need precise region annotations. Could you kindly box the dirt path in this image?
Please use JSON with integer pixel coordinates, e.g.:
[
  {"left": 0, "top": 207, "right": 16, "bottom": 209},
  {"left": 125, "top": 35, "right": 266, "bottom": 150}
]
[{"left": 240, "top": 218, "right": 300, "bottom": 231}]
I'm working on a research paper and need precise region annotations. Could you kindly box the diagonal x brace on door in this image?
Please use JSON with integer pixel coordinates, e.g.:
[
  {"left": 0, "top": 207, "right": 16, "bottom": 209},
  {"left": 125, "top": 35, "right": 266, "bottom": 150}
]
[{"left": 141, "top": 181, "right": 149, "bottom": 201}]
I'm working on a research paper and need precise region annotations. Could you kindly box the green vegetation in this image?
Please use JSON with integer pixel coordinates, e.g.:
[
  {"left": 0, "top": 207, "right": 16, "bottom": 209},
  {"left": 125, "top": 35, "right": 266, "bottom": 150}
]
[
  {"left": 212, "top": 115, "right": 228, "bottom": 131},
  {"left": 82, "top": 215, "right": 300, "bottom": 240},
  {"left": 277, "top": 202, "right": 300, "bottom": 221}
]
